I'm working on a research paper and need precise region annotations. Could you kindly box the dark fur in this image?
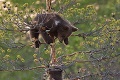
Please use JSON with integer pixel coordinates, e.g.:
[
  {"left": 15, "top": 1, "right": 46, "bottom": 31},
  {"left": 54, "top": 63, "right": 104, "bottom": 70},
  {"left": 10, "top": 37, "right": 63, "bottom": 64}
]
[{"left": 30, "top": 13, "right": 78, "bottom": 48}]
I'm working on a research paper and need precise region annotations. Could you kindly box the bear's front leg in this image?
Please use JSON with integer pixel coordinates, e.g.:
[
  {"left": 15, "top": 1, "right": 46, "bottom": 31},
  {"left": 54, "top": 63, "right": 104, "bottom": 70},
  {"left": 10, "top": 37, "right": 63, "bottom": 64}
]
[
  {"left": 64, "top": 38, "right": 68, "bottom": 45},
  {"left": 40, "top": 30, "right": 53, "bottom": 44}
]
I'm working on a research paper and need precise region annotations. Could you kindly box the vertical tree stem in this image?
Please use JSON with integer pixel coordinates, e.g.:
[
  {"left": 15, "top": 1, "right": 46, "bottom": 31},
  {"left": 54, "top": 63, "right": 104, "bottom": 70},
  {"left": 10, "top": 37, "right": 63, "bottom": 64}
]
[
  {"left": 50, "top": 43, "right": 56, "bottom": 65},
  {"left": 45, "top": 1, "right": 62, "bottom": 80},
  {"left": 46, "top": 0, "right": 52, "bottom": 12}
]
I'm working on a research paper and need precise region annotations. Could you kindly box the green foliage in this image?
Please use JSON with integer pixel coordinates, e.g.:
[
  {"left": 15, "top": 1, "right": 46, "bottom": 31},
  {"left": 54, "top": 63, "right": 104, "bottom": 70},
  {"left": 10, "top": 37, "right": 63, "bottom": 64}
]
[{"left": 0, "top": 0, "right": 120, "bottom": 80}]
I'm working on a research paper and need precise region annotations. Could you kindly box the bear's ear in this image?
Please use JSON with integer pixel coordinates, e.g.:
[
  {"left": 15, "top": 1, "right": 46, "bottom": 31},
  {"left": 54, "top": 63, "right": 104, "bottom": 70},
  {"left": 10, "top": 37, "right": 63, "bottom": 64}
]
[{"left": 72, "top": 27, "right": 78, "bottom": 32}]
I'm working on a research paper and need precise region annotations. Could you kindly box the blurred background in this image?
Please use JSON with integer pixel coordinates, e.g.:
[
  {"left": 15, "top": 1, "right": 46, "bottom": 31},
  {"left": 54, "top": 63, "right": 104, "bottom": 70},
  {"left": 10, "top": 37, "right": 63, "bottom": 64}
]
[{"left": 0, "top": 0, "right": 120, "bottom": 80}]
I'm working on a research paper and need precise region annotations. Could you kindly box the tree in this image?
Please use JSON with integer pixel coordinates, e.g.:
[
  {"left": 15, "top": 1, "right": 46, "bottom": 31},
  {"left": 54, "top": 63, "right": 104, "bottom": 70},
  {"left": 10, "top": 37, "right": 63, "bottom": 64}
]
[{"left": 0, "top": 0, "right": 120, "bottom": 80}]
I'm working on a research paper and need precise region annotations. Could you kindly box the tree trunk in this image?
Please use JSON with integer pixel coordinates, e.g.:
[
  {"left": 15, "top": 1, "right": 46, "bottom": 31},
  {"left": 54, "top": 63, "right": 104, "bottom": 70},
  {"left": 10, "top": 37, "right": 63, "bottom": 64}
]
[
  {"left": 48, "top": 66, "right": 63, "bottom": 80},
  {"left": 46, "top": 0, "right": 52, "bottom": 12}
]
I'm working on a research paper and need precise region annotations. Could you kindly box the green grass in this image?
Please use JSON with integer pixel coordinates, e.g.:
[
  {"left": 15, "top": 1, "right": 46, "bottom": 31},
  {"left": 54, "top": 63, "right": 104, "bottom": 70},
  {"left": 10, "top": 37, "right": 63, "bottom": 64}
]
[{"left": 10, "top": 0, "right": 35, "bottom": 5}]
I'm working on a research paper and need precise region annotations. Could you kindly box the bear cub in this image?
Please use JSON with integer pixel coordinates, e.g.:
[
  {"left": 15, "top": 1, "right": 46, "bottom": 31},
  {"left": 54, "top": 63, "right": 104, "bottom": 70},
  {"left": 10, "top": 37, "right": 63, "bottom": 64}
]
[{"left": 30, "top": 13, "right": 78, "bottom": 48}]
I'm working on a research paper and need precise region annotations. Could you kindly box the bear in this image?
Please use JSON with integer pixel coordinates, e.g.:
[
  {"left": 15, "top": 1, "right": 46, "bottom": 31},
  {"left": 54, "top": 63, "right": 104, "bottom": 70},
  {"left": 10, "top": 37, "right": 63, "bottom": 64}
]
[{"left": 29, "top": 13, "right": 78, "bottom": 48}]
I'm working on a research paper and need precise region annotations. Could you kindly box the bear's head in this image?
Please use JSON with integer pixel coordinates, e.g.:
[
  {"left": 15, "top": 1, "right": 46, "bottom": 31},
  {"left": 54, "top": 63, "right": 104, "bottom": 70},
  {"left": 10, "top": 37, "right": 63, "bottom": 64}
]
[{"left": 53, "top": 14, "right": 78, "bottom": 44}]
